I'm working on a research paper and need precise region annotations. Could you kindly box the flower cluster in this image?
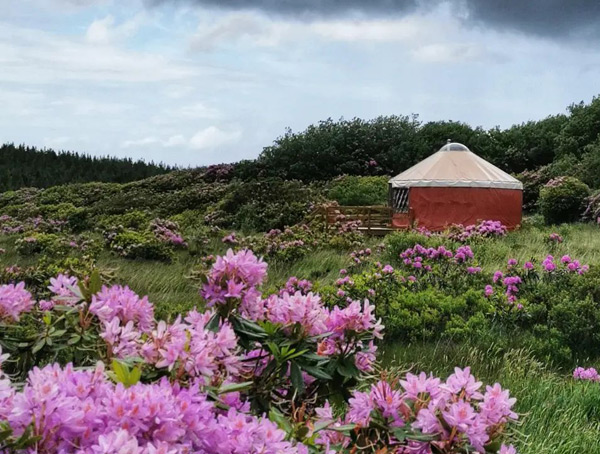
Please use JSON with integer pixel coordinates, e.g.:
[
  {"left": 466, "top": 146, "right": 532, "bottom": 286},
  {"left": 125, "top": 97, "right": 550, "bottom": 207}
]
[
  {"left": 0, "top": 282, "right": 35, "bottom": 322},
  {"left": 573, "top": 367, "right": 600, "bottom": 382},
  {"left": 1, "top": 361, "right": 305, "bottom": 454},
  {"left": 141, "top": 310, "right": 242, "bottom": 383},
  {"left": 0, "top": 215, "right": 66, "bottom": 235},
  {"left": 447, "top": 220, "right": 508, "bottom": 242},
  {"left": 201, "top": 248, "right": 268, "bottom": 319},
  {"left": 222, "top": 232, "right": 238, "bottom": 244},
  {"left": 547, "top": 232, "right": 563, "bottom": 244},
  {"left": 400, "top": 244, "right": 475, "bottom": 269},
  {"left": 91, "top": 285, "right": 155, "bottom": 332},
  {"left": 350, "top": 248, "right": 372, "bottom": 265},
  {"left": 280, "top": 276, "right": 313, "bottom": 295},
  {"left": 150, "top": 218, "right": 187, "bottom": 247},
  {"left": 543, "top": 254, "right": 589, "bottom": 274},
  {"left": 316, "top": 367, "right": 518, "bottom": 454}
]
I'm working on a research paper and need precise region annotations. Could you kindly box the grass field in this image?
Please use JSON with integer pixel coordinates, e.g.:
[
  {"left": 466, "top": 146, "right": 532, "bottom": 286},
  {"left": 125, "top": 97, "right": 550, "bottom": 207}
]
[{"left": 2, "top": 221, "right": 600, "bottom": 453}]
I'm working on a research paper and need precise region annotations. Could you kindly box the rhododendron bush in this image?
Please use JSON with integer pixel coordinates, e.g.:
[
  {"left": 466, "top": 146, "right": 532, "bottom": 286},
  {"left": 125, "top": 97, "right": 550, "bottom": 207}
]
[{"left": 0, "top": 249, "right": 518, "bottom": 453}]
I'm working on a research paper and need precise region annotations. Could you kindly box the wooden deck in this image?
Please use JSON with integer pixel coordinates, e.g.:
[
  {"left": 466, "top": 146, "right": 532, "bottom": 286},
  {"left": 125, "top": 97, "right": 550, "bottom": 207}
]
[{"left": 315, "top": 205, "right": 397, "bottom": 235}]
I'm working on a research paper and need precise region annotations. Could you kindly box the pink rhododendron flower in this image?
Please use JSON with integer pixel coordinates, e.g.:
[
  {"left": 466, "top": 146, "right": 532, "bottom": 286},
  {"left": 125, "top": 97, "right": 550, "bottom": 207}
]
[{"left": 0, "top": 282, "right": 34, "bottom": 322}]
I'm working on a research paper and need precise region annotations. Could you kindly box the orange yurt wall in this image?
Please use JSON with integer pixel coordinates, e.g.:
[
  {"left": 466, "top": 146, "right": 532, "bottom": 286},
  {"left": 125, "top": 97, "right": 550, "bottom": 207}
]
[{"left": 407, "top": 187, "right": 522, "bottom": 231}]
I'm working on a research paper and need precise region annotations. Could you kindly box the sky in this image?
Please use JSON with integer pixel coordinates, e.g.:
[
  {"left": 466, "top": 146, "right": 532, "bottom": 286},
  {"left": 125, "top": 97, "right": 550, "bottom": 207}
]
[{"left": 1, "top": 0, "right": 600, "bottom": 167}]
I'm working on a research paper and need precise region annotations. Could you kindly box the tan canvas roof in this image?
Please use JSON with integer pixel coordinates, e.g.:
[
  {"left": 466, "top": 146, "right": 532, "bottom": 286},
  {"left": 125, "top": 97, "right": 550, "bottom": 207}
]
[{"left": 388, "top": 142, "right": 523, "bottom": 190}]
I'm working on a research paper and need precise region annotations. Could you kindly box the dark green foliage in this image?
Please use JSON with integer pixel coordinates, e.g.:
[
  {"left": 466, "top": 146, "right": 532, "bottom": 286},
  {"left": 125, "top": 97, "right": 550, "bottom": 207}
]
[
  {"left": 215, "top": 178, "right": 323, "bottom": 231},
  {"left": 539, "top": 177, "right": 590, "bottom": 224},
  {"left": 104, "top": 228, "right": 174, "bottom": 262},
  {"left": 328, "top": 175, "right": 389, "bottom": 206},
  {"left": 257, "top": 117, "right": 491, "bottom": 182},
  {"left": 0, "top": 143, "right": 172, "bottom": 191},
  {"left": 383, "top": 288, "right": 492, "bottom": 342}
]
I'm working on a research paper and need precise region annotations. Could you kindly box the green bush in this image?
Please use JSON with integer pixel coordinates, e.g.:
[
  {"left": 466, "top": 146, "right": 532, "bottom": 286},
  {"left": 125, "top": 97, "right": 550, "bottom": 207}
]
[
  {"left": 328, "top": 175, "right": 388, "bottom": 206},
  {"left": 104, "top": 228, "right": 174, "bottom": 262},
  {"left": 15, "top": 233, "right": 67, "bottom": 256},
  {"left": 39, "top": 202, "right": 79, "bottom": 221},
  {"left": 96, "top": 211, "right": 152, "bottom": 231},
  {"left": 539, "top": 176, "right": 590, "bottom": 224},
  {"left": 383, "top": 288, "right": 492, "bottom": 342}
]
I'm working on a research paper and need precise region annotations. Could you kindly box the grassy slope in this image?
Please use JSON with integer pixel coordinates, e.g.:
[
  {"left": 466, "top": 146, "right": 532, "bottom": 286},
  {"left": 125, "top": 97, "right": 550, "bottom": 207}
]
[{"left": 2, "top": 222, "right": 600, "bottom": 453}]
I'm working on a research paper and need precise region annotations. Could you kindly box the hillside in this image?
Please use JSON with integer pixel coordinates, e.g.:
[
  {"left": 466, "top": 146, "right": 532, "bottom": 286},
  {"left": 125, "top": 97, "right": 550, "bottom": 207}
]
[{"left": 0, "top": 143, "right": 173, "bottom": 191}]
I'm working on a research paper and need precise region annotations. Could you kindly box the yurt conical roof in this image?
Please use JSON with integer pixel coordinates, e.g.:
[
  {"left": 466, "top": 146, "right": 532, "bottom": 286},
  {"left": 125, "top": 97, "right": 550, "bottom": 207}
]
[{"left": 388, "top": 142, "right": 523, "bottom": 190}]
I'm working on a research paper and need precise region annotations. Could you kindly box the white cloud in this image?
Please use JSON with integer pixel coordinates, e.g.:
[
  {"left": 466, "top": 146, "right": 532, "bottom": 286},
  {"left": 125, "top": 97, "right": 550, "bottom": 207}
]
[
  {"left": 86, "top": 14, "right": 145, "bottom": 45},
  {"left": 309, "top": 17, "right": 425, "bottom": 43},
  {"left": 189, "top": 126, "right": 241, "bottom": 150},
  {"left": 413, "top": 42, "right": 485, "bottom": 63},
  {"left": 121, "top": 137, "right": 160, "bottom": 148},
  {"left": 0, "top": 23, "right": 199, "bottom": 84},
  {"left": 164, "top": 134, "right": 187, "bottom": 147},
  {"left": 120, "top": 128, "right": 240, "bottom": 151}
]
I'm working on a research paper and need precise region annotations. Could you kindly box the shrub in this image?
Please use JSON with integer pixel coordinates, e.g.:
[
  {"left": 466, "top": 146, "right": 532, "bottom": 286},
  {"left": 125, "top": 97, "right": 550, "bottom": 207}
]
[
  {"left": 15, "top": 233, "right": 68, "bottom": 256},
  {"left": 104, "top": 227, "right": 174, "bottom": 262},
  {"left": 384, "top": 288, "right": 492, "bottom": 341},
  {"left": 384, "top": 231, "right": 448, "bottom": 263},
  {"left": 328, "top": 175, "right": 389, "bottom": 206},
  {"left": 0, "top": 249, "right": 518, "bottom": 454},
  {"left": 539, "top": 176, "right": 590, "bottom": 224},
  {"left": 96, "top": 211, "right": 152, "bottom": 230}
]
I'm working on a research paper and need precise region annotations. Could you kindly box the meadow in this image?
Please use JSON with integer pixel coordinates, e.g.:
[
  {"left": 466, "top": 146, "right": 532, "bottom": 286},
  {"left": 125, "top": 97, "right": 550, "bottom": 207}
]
[{"left": 1, "top": 212, "right": 600, "bottom": 453}]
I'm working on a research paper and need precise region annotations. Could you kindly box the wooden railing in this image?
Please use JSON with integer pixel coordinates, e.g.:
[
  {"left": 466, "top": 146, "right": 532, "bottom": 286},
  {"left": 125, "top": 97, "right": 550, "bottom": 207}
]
[{"left": 315, "top": 205, "right": 394, "bottom": 235}]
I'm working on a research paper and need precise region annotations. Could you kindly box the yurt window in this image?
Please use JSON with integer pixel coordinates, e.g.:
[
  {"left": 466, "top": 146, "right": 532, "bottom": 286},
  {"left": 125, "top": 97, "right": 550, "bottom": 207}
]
[{"left": 392, "top": 188, "right": 409, "bottom": 213}]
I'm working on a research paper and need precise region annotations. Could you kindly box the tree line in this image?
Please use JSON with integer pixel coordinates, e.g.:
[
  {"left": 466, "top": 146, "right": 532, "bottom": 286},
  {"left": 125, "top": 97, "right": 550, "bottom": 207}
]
[{"left": 0, "top": 144, "right": 174, "bottom": 192}]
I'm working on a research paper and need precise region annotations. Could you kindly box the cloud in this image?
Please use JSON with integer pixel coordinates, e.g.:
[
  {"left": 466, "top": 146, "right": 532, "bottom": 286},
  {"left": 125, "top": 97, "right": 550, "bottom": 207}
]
[
  {"left": 459, "top": 0, "right": 600, "bottom": 40},
  {"left": 121, "top": 137, "right": 161, "bottom": 148},
  {"left": 413, "top": 42, "right": 485, "bottom": 63},
  {"left": 189, "top": 126, "right": 241, "bottom": 150},
  {"left": 0, "top": 22, "right": 207, "bottom": 85},
  {"left": 154, "top": 0, "right": 600, "bottom": 40},
  {"left": 163, "top": 134, "right": 187, "bottom": 147},
  {"left": 85, "top": 14, "right": 145, "bottom": 45},
  {"left": 121, "top": 127, "right": 241, "bottom": 151},
  {"left": 150, "top": 0, "right": 419, "bottom": 18}
]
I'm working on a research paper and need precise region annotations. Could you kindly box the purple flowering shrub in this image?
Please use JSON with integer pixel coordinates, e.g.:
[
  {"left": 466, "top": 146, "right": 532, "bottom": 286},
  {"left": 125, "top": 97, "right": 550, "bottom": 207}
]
[
  {"left": 573, "top": 367, "right": 600, "bottom": 382},
  {"left": 486, "top": 255, "right": 589, "bottom": 309},
  {"left": 149, "top": 218, "right": 188, "bottom": 248},
  {"left": 325, "top": 259, "right": 493, "bottom": 342},
  {"left": 231, "top": 221, "right": 366, "bottom": 262},
  {"left": 0, "top": 248, "right": 520, "bottom": 453},
  {"left": 398, "top": 244, "right": 486, "bottom": 291},
  {"left": 0, "top": 214, "right": 67, "bottom": 236},
  {"left": 315, "top": 368, "right": 517, "bottom": 454},
  {"left": 446, "top": 220, "right": 508, "bottom": 242}
]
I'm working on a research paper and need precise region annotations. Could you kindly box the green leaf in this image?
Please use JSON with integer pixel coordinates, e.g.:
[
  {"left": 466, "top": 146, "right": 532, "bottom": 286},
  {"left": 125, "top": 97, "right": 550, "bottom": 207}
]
[
  {"left": 31, "top": 338, "right": 45, "bottom": 354},
  {"left": 328, "top": 424, "right": 357, "bottom": 433},
  {"left": 67, "top": 334, "right": 81, "bottom": 345},
  {"left": 217, "top": 381, "right": 253, "bottom": 394},
  {"left": 206, "top": 313, "right": 220, "bottom": 332},
  {"left": 88, "top": 269, "right": 103, "bottom": 295},
  {"left": 269, "top": 408, "right": 293, "bottom": 434},
  {"left": 313, "top": 419, "right": 335, "bottom": 433},
  {"left": 301, "top": 364, "right": 333, "bottom": 381},
  {"left": 290, "top": 362, "right": 305, "bottom": 394},
  {"left": 336, "top": 358, "right": 360, "bottom": 378}
]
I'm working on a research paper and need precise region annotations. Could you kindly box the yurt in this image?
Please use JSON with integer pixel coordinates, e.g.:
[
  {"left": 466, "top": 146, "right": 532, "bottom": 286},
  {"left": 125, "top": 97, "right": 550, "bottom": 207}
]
[{"left": 388, "top": 142, "right": 523, "bottom": 231}]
